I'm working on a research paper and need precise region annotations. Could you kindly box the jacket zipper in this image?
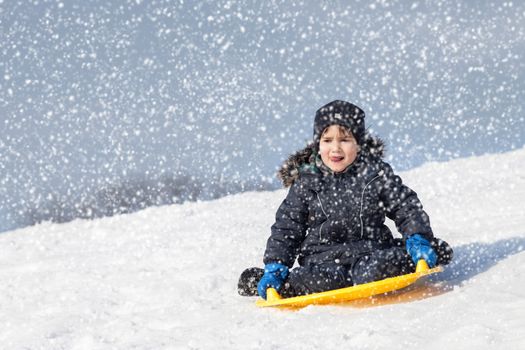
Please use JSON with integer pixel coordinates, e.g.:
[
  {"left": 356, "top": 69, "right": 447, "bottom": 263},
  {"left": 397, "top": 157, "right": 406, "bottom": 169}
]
[
  {"left": 359, "top": 175, "right": 381, "bottom": 238},
  {"left": 313, "top": 190, "right": 328, "bottom": 241},
  {"left": 315, "top": 171, "right": 382, "bottom": 241}
]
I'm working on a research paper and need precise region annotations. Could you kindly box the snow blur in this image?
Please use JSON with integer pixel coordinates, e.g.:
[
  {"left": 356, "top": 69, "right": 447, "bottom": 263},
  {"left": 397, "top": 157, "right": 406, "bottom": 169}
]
[{"left": 1, "top": 0, "right": 524, "bottom": 232}]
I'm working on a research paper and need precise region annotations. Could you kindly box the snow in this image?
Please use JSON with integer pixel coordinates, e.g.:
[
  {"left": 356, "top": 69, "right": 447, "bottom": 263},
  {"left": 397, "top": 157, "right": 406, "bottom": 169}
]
[
  {"left": 1, "top": 149, "right": 524, "bottom": 349},
  {"left": 2, "top": 1, "right": 525, "bottom": 233}
]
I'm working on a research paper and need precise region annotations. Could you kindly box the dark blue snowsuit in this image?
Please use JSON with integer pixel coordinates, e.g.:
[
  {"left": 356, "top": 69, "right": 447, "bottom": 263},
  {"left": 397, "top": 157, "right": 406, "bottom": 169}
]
[{"left": 263, "top": 137, "right": 434, "bottom": 296}]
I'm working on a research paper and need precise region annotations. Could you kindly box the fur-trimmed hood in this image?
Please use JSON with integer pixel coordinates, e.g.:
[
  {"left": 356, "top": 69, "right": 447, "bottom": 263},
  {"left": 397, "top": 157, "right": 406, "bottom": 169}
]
[{"left": 277, "top": 133, "right": 386, "bottom": 187}]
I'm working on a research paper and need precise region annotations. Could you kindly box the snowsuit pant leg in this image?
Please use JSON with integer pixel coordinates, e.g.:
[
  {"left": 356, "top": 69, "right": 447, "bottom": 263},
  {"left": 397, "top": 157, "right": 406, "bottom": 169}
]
[
  {"left": 281, "top": 247, "right": 413, "bottom": 297},
  {"left": 351, "top": 246, "right": 414, "bottom": 285},
  {"left": 282, "top": 263, "right": 354, "bottom": 297}
]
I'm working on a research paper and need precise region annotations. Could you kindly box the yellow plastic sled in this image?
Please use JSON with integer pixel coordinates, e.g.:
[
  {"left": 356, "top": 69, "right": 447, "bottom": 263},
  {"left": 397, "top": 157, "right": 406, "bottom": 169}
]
[{"left": 256, "top": 260, "right": 443, "bottom": 308}]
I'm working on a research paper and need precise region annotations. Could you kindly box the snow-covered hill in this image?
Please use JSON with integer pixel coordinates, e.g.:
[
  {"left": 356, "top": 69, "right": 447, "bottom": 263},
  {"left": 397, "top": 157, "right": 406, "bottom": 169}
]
[{"left": 1, "top": 149, "right": 524, "bottom": 350}]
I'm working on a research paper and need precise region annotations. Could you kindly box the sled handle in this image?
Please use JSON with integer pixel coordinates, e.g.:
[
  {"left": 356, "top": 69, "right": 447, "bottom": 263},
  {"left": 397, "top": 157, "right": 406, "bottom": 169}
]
[
  {"left": 266, "top": 288, "right": 282, "bottom": 302},
  {"left": 416, "top": 259, "right": 430, "bottom": 273}
]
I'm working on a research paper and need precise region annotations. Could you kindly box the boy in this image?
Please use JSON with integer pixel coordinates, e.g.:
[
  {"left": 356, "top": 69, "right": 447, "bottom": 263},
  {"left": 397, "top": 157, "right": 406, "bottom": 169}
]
[{"left": 239, "top": 100, "right": 452, "bottom": 299}]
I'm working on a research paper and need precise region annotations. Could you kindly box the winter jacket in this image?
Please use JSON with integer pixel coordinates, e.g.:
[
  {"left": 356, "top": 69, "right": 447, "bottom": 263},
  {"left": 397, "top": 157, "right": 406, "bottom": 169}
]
[{"left": 263, "top": 135, "right": 434, "bottom": 268}]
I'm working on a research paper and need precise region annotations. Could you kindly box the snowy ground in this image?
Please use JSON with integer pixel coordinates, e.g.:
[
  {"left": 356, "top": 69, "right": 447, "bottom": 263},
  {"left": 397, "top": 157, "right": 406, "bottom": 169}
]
[{"left": 1, "top": 148, "right": 524, "bottom": 350}]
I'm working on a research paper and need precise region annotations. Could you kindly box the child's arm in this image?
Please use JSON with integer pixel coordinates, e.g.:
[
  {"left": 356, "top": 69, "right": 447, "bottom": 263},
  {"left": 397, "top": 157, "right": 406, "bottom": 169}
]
[
  {"left": 263, "top": 181, "right": 309, "bottom": 267},
  {"left": 379, "top": 162, "right": 433, "bottom": 241}
]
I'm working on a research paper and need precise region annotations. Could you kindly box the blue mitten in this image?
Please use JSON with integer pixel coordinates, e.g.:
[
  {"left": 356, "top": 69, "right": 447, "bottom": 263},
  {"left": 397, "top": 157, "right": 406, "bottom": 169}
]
[
  {"left": 406, "top": 234, "right": 438, "bottom": 268},
  {"left": 257, "top": 263, "right": 289, "bottom": 299}
]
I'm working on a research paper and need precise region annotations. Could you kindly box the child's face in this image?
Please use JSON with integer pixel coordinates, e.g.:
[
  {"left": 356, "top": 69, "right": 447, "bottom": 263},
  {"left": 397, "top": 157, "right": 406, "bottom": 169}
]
[{"left": 319, "top": 125, "right": 359, "bottom": 173}]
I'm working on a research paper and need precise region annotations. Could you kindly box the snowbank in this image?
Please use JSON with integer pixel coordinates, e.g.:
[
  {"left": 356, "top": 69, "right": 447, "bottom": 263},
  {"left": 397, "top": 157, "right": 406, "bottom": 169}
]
[{"left": 1, "top": 149, "right": 524, "bottom": 349}]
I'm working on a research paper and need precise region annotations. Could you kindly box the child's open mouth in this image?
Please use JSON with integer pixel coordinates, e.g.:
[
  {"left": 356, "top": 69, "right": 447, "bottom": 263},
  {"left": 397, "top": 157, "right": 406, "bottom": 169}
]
[{"left": 330, "top": 156, "right": 344, "bottom": 162}]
